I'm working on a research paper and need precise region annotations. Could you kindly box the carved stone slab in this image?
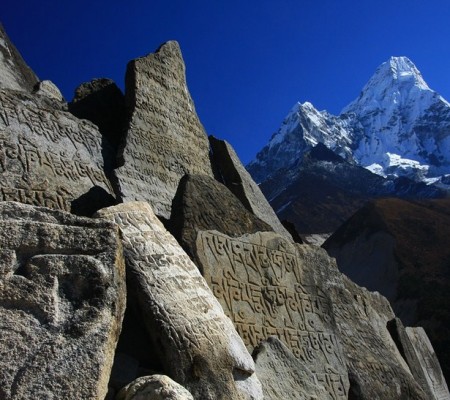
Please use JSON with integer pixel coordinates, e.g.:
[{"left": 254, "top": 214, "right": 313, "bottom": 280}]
[
  {"left": 194, "top": 230, "right": 349, "bottom": 400},
  {"left": 194, "top": 230, "right": 431, "bottom": 399},
  {"left": 114, "top": 41, "right": 214, "bottom": 219},
  {"left": 0, "top": 201, "right": 126, "bottom": 400},
  {"left": 96, "top": 202, "right": 262, "bottom": 400},
  {"left": 209, "top": 136, "right": 293, "bottom": 240},
  {"left": 253, "top": 336, "right": 333, "bottom": 400},
  {"left": 406, "top": 327, "right": 450, "bottom": 400},
  {"left": 0, "top": 88, "right": 115, "bottom": 214}
]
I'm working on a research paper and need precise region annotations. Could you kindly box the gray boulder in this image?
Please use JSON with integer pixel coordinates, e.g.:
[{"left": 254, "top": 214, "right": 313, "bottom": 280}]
[
  {"left": 0, "top": 201, "right": 126, "bottom": 399},
  {"left": 116, "top": 375, "right": 194, "bottom": 400},
  {"left": 96, "top": 202, "right": 263, "bottom": 400}
]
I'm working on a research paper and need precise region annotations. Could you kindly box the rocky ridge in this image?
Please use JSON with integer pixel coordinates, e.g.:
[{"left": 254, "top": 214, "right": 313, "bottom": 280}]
[{"left": 0, "top": 25, "right": 448, "bottom": 400}]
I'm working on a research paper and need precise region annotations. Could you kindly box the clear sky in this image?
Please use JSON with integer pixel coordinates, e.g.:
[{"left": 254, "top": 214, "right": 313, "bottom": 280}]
[{"left": 3, "top": 1, "right": 450, "bottom": 164}]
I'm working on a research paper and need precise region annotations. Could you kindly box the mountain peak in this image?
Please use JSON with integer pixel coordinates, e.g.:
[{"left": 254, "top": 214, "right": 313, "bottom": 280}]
[{"left": 384, "top": 56, "right": 429, "bottom": 89}]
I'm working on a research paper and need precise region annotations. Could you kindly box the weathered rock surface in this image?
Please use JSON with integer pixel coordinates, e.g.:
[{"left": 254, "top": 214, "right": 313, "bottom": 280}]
[
  {"left": 194, "top": 230, "right": 429, "bottom": 399},
  {"left": 0, "top": 87, "right": 116, "bottom": 215},
  {"left": 116, "top": 375, "right": 194, "bottom": 400},
  {"left": 209, "top": 136, "right": 293, "bottom": 240},
  {"left": 69, "top": 78, "right": 126, "bottom": 153},
  {"left": 33, "top": 80, "right": 65, "bottom": 103},
  {"left": 253, "top": 336, "right": 332, "bottom": 400},
  {"left": 0, "top": 201, "right": 126, "bottom": 400},
  {"left": 169, "top": 174, "right": 273, "bottom": 256},
  {"left": 96, "top": 202, "right": 263, "bottom": 400},
  {"left": 323, "top": 198, "right": 450, "bottom": 383},
  {"left": 0, "top": 24, "right": 39, "bottom": 92},
  {"left": 406, "top": 327, "right": 450, "bottom": 400},
  {"left": 114, "top": 41, "right": 214, "bottom": 219}
]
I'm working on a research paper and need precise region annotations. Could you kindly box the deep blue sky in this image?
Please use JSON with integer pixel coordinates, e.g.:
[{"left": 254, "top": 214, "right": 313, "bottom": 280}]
[{"left": 3, "top": 1, "right": 450, "bottom": 164}]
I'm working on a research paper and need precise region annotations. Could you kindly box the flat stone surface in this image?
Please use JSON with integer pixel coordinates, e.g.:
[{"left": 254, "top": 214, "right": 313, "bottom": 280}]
[
  {"left": 116, "top": 375, "right": 194, "bottom": 400},
  {"left": 406, "top": 327, "right": 450, "bottom": 400},
  {"left": 209, "top": 136, "right": 292, "bottom": 240},
  {"left": 169, "top": 174, "right": 272, "bottom": 256},
  {"left": 114, "top": 41, "right": 213, "bottom": 219},
  {"left": 194, "top": 230, "right": 429, "bottom": 399},
  {"left": 0, "top": 25, "right": 38, "bottom": 92},
  {"left": 253, "top": 336, "right": 332, "bottom": 400},
  {"left": 0, "top": 88, "right": 115, "bottom": 215},
  {"left": 96, "top": 202, "right": 263, "bottom": 400},
  {"left": 0, "top": 201, "right": 126, "bottom": 400}
]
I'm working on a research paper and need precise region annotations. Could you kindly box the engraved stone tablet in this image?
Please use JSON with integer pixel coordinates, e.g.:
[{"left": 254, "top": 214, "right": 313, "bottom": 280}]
[
  {"left": 0, "top": 88, "right": 115, "bottom": 214},
  {"left": 195, "top": 230, "right": 430, "bottom": 399},
  {"left": 0, "top": 201, "right": 126, "bottom": 400},
  {"left": 195, "top": 230, "right": 349, "bottom": 400},
  {"left": 253, "top": 336, "right": 332, "bottom": 400},
  {"left": 209, "top": 136, "right": 293, "bottom": 240},
  {"left": 406, "top": 327, "right": 450, "bottom": 400},
  {"left": 96, "top": 202, "right": 263, "bottom": 400},
  {"left": 114, "top": 41, "right": 214, "bottom": 219}
]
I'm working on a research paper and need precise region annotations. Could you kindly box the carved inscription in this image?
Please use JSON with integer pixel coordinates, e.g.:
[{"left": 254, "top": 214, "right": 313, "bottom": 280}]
[
  {"left": 0, "top": 89, "right": 114, "bottom": 211},
  {"left": 196, "top": 231, "right": 348, "bottom": 400},
  {"left": 96, "top": 202, "right": 261, "bottom": 399},
  {"left": 115, "top": 41, "right": 213, "bottom": 219}
]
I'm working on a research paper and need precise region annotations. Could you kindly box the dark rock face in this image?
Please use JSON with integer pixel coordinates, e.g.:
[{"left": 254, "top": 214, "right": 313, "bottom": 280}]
[
  {"left": 0, "top": 24, "right": 39, "bottom": 92},
  {"left": 169, "top": 174, "right": 273, "bottom": 256},
  {"left": 209, "top": 136, "right": 292, "bottom": 240},
  {"left": 69, "top": 78, "right": 126, "bottom": 158},
  {"left": 114, "top": 41, "right": 214, "bottom": 219},
  {"left": 323, "top": 198, "right": 450, "bottom": 386},
  {"left": 0, "top": 202, "right": 126, "bottom": 400}
]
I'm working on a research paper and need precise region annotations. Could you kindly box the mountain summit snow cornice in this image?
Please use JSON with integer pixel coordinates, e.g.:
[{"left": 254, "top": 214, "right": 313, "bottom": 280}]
[{"left": 248, "top": 56, "right": 450, "bottom": 186}]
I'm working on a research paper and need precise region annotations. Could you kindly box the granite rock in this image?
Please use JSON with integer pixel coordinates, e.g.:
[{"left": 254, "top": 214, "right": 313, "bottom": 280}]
[
  {"left": 114, "top": 41, "right": 214, "bottom": 219},
  {"left": 169, "top": 174, "right": 272, "bottom": 256},
  {"left": 406, "top": 327, "right": 450, "bottom": 400},
  {"left": 96, "top": 202, "right": 263, "bottom": 400},
  {"left": 0, "top": 24, "right": 38, "bottom": 92},
  {"left": 194, "top": 230, "right": 429, "bottom": 399},
  {"left": 0, "top": 87, "right": 116, "bottom": 215},
  {"left": 116, "top": 375, "right": 194, "bottom": 400},
  {"left": 253, "top": 336, "right": 332, "bottom": 399},
  {"left": 209, "top": 136, "right": 293, "bottom": 240},
  {"left": 0, "top": 201, "right": 126, "bottom": 400}
]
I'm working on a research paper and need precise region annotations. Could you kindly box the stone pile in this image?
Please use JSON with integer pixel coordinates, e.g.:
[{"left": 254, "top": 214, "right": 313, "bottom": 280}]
[{"left": 0, "top": 24, "right": 448, "bottom": 400}]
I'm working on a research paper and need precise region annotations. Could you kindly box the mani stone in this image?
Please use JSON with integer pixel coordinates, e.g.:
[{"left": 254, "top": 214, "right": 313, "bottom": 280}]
[
  {"left": 406, "top": 327, "right": 450, "bottom": 400},
  {"left": 116, "top": 375, "right": 194, "bottom": 400},
  {"left": 209, "top": 136, "right": 293, "bottom": 240},
  {"left": 194, "top": 230, "right": 430, "bottom": 399},
  {"left": 0, "top": 24, "right": 39, "bottom": 92},
  {"left": 95, "top": 202, "right": 263, "bottom": 400},
  {"left": 114, "top": 41, "right": 214, "bottom": 219},
  {"left": 0, "top": 201, "right": 126, "bottom": 400},
  {"left": 169, "top": 174, "right": 273, "bottom": 256},
  {"left": 0, "top": 87, "right": 116, "bottom": 215},
  {"left": 253, "top": 336, "right": 332, "bottom": 400},
  {"left": 33, "top": 80, "right": 65, "bottom": 103}
]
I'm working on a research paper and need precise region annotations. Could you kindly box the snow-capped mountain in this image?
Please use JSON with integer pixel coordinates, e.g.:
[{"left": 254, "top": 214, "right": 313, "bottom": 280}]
[{"left": 248, "top": 56, "right": 450, "bottom": 185}]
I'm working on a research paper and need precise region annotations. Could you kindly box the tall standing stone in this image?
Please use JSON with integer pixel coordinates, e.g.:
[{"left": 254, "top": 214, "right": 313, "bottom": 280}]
[
  {"left": 209, "top": 136, "right": 293, "bottom": 240},
  {"left": 114, "top": 42, "right": 214, "bottom": 219},
  {"left": 0, "top": 202, "right": 126, "bottom": 400},
  {"left": 96, "top": 202, "right": 263, "bottom": 400}
]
